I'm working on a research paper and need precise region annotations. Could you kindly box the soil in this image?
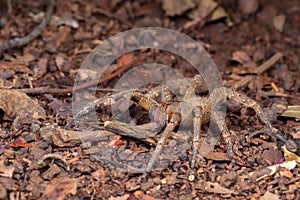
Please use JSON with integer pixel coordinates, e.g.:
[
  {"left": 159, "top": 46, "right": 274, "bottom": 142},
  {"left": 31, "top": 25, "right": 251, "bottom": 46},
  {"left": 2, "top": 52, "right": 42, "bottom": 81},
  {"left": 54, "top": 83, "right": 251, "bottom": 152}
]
[{"left": 0, "top": 0, "right": 300, "bottom": 199}]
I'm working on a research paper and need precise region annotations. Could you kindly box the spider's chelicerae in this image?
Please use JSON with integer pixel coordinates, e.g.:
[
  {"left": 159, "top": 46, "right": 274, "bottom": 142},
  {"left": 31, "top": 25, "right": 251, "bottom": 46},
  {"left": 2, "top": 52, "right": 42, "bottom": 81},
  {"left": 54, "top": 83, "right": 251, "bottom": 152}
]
[{"left": 65, "top": 75, "right": 279, "bottom": 180}]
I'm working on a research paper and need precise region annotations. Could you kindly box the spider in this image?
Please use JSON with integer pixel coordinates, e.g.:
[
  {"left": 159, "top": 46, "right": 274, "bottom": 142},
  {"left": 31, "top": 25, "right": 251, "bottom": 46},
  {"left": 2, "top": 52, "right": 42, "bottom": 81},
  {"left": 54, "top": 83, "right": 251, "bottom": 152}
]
[{"left": 65, "top": 75, "right": 282, "bottom": 180}]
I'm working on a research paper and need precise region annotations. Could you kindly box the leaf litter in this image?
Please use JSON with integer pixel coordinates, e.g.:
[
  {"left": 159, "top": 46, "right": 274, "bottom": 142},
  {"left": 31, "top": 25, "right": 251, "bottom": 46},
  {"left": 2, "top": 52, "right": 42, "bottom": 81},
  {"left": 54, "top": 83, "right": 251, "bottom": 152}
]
[
  {"left": 0, "top": 89, "right": 46, "bottom": 129},
  {"left": 0, "top": 0, "right": 300, "bottom": 199}
]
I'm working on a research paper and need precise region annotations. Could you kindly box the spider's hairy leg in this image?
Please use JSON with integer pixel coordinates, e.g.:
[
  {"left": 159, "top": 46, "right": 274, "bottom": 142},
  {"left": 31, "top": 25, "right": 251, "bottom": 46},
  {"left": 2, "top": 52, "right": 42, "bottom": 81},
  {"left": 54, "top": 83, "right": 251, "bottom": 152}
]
[
  {"left": 189, "top": 106, "right": 202, "bottom": 181},
  {"left": 160, "top": 85, "right": 173, "bottom": 103},
  {"left": 65, "top": 91, "right": 130, "bottom": 129},
  {"left": 211, "top": 109, "right": 235, "bottom": 163},
  {"left": 209, "top": 87, "right": 277, "bottom": 163},
  {"left": 144, "top": 113, "right": 181, "bottom": 174},
  {"left": 222, "top": 87, "right": 277, "bottom": 134}
]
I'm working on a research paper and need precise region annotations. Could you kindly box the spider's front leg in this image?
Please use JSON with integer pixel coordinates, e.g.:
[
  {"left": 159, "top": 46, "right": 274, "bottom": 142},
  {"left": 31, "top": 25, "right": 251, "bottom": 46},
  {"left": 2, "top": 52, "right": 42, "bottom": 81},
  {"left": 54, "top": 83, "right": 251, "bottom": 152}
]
[
  {"left": 65, "top": 91, "right": 132, "bottom": 129},
  {"left": 222, "top": 87, "right": 277, "bottom": 134},
  {"left": 210, "top": 87, "right": 277, "bottom": 163}
]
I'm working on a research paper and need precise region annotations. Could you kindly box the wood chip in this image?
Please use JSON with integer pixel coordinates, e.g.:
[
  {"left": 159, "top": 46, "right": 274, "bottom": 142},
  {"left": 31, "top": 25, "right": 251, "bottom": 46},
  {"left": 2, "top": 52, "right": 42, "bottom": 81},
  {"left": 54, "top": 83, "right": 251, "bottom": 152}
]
[
  {"left": 273, "top": 14, "right": 286, "bottom": 32},
  {"left": 0, "top": 160, "right": 14, "bottom": 178},
  {"left": 203, "top": 181, "right": 234, "bottom": 194},
  {"left": 260, "top": 191, "right": 280, "bottom": 200},
  {"left": 40, "top": 177, "right": 77, "bottom": 200}
]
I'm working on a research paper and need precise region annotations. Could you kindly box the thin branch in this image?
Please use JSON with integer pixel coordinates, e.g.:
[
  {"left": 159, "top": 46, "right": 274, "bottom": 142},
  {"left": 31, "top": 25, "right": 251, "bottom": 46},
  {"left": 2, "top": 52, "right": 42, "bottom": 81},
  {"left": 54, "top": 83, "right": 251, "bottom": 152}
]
[
  {"left": 0, "top": 0, "right": 55, "bottom": 51},
  {"left": 234, "top": 52, "right": 283, "bottom": 89},
  {"left": 16, "top": 59, "right": 142, "bottom": 94}
]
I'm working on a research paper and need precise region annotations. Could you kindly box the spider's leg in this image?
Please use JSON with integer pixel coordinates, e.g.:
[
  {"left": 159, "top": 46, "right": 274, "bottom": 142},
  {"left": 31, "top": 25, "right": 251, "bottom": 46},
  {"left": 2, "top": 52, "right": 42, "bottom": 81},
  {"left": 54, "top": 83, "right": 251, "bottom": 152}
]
[
  {"left": 65, "top": 91, "right": 130, "bottom": 129},
  {"left": 221, "top": 87, "right": 276, "bottom": 134},
  {"left": 209, "top": 87, "right": 277, "bottom": 163},
  {"left": 189, "top": 106, "right": 202, "bottom": 181},
  {"left": 211, "top": 109, "right": 235, "bottom": 163},
  {"left": 144, "top": 113, "right": 181, "bottom": 173},
  {"left": 160, "top": 85, "right": 173, "bottom": 103}
]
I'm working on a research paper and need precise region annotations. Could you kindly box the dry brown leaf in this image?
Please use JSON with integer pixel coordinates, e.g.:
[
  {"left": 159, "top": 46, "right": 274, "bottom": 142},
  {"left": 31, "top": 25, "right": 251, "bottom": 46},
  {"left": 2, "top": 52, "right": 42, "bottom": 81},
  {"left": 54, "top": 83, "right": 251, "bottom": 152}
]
[
  {"left": 0, "top": 160, "right": 14, "bottom": 178},
  {"left": 162, "top": 0, "right": 195, "bottom": 17},
  {"left": 249, "top": 160, "right": 297, "bottom": 181},
  {"left": 55, "top": 26, "right": 72, "bottom": 47},
  {"left": 10, "top": 137, "right": 30, "bottom": 148},
  {"left": 205, "top": 151, "right": 230, "bottom": 161},
  {"left": 187, "top": 0, "right": 233, "bottom": 26},
  {"left": 35, "top": 57, "right": 48, "bottom": 78},
  {"left": 0, "top": 61, "right": 33, "bottom": 74},
  {"left": 91, "top": 169, "right": 106, "bottom": 180},
  {"left": 39, "top": 177, "right": 77, "bottom": 200},
  {"left": 188, "top": 0, "right": 217, "bottom": 19},
  {"left": 291, "top": 126, "right": 300, "bottom": 138},
  {"left": 262, "top": 147, "right": 284, "bottom": 165},
  {"left": 260, "top": 191, "right": 280, "bottom": 200},
  {"left": 273, "top": 14, "right": 286, "bottom": 32},
  {"left": 279, "top": 169, "right": 293, "bottom": 179},
  {"left": 140, "top": 194, "right": 156, "bottom": 200},
  {"left": 232, "top": 51, "right": 257, "bottom": 68},
  {"left": 16, "top": 54, "right": 36, "bottom": 66},
  {"left": 0, "top": 53, "right": 35, "bottom": 75},
  {"left": 30, "top": 12, "right": 79, "bottom": 28},
  {"left": 203, "top": 181, "right": 234, "bottom": 194},
  {"left": 210, "top": 7, "right": 233, "bottom": 27},
  {"left": 108, "top": 194, "right": 130, "bottom": 200},
  {"left": 281, "top": 105, "right": 300, "bottom": 120},
  {"left": 0, "top": 89, "right": 46, "bottom": 129},
  {"left": 281, "top": 145, "right": 300, "bottom": 162}
]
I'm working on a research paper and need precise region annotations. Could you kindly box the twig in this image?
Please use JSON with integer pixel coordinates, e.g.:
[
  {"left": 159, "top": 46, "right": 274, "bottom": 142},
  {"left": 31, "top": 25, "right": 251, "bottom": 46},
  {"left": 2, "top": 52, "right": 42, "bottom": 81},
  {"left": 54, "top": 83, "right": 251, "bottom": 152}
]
[
  {"left": 0, "top": 0, "right": 55, "bottom": 51},
  {"left": 234, "top": 52, "right": 283, "bottom": 89},
  {"left": 16, "top": 59, "right": 142, "bottom": 94}
]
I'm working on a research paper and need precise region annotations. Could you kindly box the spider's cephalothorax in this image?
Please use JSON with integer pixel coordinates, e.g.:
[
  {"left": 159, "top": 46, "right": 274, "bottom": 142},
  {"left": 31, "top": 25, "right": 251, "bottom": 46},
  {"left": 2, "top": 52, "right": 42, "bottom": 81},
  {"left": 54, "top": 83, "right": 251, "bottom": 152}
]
[{"left": 65, "top": 75, "right": 277, "bottom": 180}]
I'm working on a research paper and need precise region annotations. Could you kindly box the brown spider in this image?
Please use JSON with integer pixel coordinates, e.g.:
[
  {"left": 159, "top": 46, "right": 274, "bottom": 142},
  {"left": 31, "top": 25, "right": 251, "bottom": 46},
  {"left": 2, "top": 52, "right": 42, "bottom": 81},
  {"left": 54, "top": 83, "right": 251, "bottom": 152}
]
[{"left": 65, "top": 75, "right": 279, "bottom": 180}]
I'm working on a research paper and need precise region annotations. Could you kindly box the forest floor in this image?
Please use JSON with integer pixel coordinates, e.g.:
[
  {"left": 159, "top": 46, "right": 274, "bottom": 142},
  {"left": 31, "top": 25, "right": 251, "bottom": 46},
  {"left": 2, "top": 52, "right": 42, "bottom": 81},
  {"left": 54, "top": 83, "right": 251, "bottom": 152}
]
[{"left": 0, "top": 0, "right": 300, "bottom": 199}]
